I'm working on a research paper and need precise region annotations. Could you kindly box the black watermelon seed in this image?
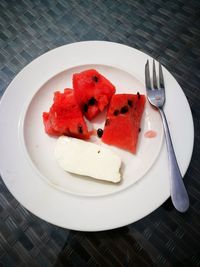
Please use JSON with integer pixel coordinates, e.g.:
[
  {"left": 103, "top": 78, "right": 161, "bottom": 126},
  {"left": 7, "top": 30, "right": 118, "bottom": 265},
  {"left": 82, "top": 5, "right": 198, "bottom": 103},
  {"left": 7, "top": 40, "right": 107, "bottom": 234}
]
[
  {"left": 92, "top": 75, "right": 99, "bottom": 82},
  {"left": 97, "top": 128, "right": 103, "bottom": 138},
  {"left": 139, "top": 128, "right": 141, "bottom": 133},
  {"left": 137, "top": 92, "right": 141, "bottom": 99},
  {"left": 105, "top": 119, "right": 110, "bottom": 126},
  {"left": 83, "top": 104, "right": 88, "bottom": 112},
  {"left": 113, "top": 109, "right": 119, "bottom": 116},
  {"left": 128, "top": 99, "right": 133, "bottom": 107},
  {"left": 78, "top": 125, "right": 83, "bottom": 134},
  {"left": 88, "top": 97, "right": 96, "bottom": 106},
  {"left": 120, "top": 105, "right": 129, "bottom": 114}
]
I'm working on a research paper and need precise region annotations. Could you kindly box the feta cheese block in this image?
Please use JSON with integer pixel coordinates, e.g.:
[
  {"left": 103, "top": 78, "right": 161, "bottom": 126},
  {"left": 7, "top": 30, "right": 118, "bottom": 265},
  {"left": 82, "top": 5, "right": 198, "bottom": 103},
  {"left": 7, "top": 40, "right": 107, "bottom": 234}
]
[{"left": 55, "top": 136, "right": 121, "bottom": 183}]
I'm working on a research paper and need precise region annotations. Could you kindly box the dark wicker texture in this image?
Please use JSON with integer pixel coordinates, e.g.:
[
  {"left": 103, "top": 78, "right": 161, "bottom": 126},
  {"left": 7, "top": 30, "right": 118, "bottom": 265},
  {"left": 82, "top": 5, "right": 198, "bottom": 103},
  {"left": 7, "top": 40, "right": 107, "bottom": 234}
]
[{"left": 0, "top": 0, "right": 200, "bottom": 266}]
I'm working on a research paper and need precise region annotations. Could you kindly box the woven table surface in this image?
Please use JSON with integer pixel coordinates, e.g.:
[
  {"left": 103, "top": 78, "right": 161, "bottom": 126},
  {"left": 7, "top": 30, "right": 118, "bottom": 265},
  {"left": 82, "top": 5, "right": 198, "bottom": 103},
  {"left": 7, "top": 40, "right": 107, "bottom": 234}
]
[{"left": 0, "top": 0, "right": 200, "bottom": 266}]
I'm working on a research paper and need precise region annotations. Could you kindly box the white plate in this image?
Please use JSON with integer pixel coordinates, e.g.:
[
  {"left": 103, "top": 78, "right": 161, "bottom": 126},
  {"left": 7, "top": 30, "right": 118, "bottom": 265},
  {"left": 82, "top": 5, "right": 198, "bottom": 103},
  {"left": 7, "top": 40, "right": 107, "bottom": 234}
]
[
  {"left": 22, "top": 64, "right": 163, "bottom": 196},
  {"left": 0, "top": 41, "right": 194, "bottom": 231}
]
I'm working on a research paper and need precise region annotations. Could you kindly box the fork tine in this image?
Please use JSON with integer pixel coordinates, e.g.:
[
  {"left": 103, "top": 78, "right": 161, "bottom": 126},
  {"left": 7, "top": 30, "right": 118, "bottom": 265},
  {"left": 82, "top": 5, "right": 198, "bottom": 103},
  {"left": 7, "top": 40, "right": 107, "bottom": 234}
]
[
  {"left": 153, "top": 60, "right": 158, "bottom": 89},
  {"left": 159, "top": 62, "right": 165, "bottom": 88},
  {"left": 145, "top": 60, "right": 151, "bottom": 90}
]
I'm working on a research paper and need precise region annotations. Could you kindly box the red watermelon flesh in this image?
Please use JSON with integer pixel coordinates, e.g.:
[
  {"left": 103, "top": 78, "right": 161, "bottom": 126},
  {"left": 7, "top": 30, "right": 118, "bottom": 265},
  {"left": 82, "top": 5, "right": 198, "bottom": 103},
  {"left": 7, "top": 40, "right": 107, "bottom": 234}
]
[
  {"left": 101, "top": 93, "right": 146, "bottom": 153},
  {"left": 42, "top": 89, "right": 90, "bottom": 139},
  {"left": 73, "top": 69, "right": 115, "bottom": 120}
]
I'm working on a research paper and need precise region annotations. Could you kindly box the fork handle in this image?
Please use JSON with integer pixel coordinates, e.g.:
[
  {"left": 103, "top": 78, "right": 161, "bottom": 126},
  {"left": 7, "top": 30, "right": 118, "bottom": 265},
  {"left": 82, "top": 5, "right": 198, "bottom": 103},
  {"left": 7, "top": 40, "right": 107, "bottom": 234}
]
[{"left": 159, "top": 108, "right": 189, "bottom": 212}]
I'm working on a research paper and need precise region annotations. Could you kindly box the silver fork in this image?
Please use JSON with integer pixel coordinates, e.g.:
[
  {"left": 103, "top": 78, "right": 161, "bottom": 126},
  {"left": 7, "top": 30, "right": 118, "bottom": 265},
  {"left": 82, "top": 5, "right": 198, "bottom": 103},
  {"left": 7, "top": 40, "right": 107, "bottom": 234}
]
[{"left": 145, "top": 60, "right": 189, "bottom": 212}]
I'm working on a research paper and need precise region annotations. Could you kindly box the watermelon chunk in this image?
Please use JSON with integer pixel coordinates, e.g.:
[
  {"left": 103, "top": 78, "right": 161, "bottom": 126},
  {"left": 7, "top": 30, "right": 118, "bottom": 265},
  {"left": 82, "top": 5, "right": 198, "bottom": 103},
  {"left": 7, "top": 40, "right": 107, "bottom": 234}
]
[
  {"left": 42, "top": 89, "right": 90, "bottom": 139},
  {"left": 101, "top": 93, "right": 146, "bottom": 153},
  {"left": 73, "top": 69, "right": 115, "bottom": 120}
]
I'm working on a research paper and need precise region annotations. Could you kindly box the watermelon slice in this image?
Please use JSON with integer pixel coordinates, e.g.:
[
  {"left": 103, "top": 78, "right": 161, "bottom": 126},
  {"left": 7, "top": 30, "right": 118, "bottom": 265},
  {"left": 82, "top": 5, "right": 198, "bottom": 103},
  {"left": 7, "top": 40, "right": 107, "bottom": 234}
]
[
  {"left": 73, "top": 69, "right": 115, "bottom": 120},
  {"left": 101, "top": 93, "right": 146, "bottom": 153},
  {"left": 42, "top": 89, "right": 90, "bottom": 139}
]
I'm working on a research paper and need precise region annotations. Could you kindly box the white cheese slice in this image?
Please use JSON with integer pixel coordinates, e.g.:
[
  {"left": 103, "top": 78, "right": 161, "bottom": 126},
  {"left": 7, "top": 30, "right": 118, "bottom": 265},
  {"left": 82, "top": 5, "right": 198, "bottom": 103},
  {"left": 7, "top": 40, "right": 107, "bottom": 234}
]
[{"left": 55, "top": 136, "right": 121, "bottom": 183}]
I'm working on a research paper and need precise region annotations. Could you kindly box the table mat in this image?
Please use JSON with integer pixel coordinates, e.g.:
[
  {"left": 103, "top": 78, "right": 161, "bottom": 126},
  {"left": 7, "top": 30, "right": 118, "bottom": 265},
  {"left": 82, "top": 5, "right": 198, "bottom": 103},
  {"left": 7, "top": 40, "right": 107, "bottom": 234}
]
[{"left": 0, "top": 0, "right": 200, "bottom": 266}]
